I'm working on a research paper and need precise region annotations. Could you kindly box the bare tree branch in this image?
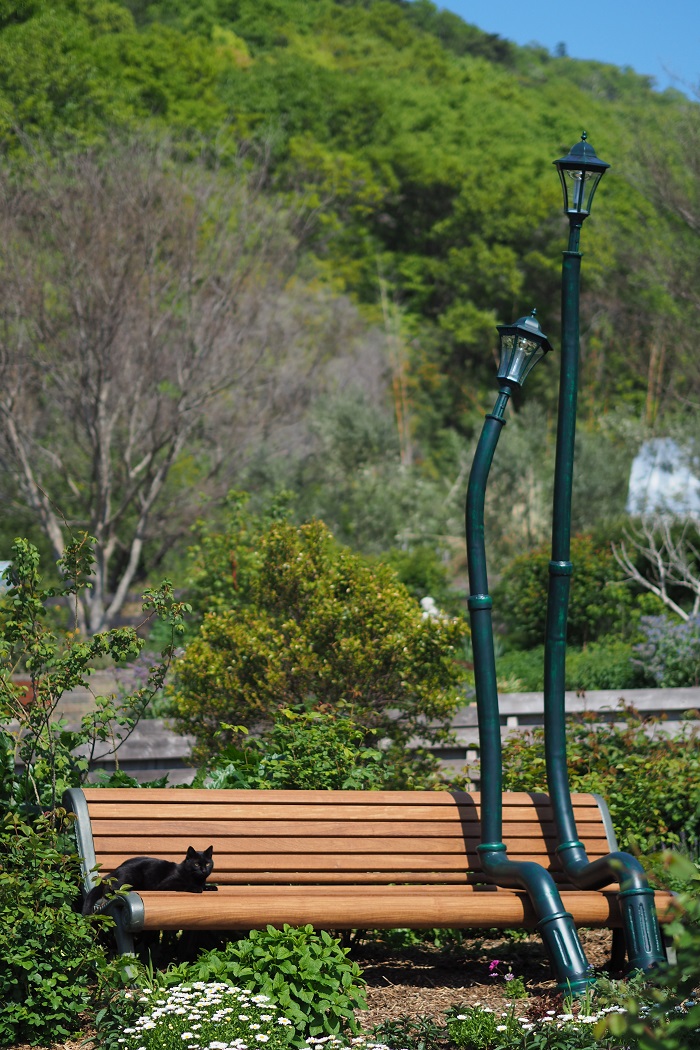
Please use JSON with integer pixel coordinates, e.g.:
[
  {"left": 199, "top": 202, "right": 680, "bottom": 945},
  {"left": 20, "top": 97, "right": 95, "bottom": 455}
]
[
  {"left": 612, "top": 515, "right": 700, "bottom": 620},
  {"left": 0, "top": 137, "right": 326, "bottom": 632}
]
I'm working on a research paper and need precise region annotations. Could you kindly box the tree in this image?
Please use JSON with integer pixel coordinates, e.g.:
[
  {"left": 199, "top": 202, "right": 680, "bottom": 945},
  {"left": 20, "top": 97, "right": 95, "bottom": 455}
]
[{"left": 0, "top": 138, "right": 322, "bottom": 633}]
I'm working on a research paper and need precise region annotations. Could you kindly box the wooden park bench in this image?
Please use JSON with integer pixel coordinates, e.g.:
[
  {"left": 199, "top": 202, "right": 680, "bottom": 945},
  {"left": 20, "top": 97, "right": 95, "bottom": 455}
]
[{"left": 64, "top": 786, "right": 676, "bottom": 960}]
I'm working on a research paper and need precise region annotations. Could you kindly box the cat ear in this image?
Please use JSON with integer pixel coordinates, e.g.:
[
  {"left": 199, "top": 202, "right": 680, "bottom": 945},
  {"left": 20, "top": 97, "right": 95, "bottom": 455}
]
[
  {"left": 186, "top": 846, "right": 197, "bottom": 858},
  {"left": 204, "top": 845, "right": 213, "bottom": 858}
]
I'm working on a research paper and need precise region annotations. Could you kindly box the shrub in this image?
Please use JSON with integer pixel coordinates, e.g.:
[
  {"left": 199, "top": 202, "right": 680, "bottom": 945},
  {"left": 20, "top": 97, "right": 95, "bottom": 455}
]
[
  {"left": 183, "top": 490, "right": 291, "bottom": 627},
  {"left": 495, "top": 533, "right": 656, "bottom": 648},
  {"left": 502, "top": 704, "right": 700, "bottom": 852},
  {"left": 196, "top": 706, "right": 391, "bottom": 790},
  {"left": 0, "top": 811, "right": 110, "bottom": 1046},
  {"left": 171, "top": 519, "right": 468, "bottom": 780},
  {"left": 564, "top": 640, "right": 650, "bottom": 691},
  {"left": 634, "top": 614, "right": 700, "bottom": 686},
  {"left": 197, "top": 926, "right": 367, "bottom": 1041},
  {"left": 496, "top": 641, "right": 647, "bottom": 692}
]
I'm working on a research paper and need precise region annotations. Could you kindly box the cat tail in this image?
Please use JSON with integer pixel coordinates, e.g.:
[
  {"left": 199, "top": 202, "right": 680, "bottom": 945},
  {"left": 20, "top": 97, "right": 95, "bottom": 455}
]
[{"left": 82, "top": 882, "right": 106, "bottom": 916}]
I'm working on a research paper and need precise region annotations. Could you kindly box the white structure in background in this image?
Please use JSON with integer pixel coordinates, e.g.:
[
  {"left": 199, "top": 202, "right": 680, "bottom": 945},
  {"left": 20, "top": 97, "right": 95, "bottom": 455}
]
[
  {"left": 627, "top": 438, "right": 700, "bottom": 518},
  {"left": 0, "top": 561, "right": 9, "bottom": 593},
  {"left": 420, "top": 596, "right": 443, "bottom": 620}
]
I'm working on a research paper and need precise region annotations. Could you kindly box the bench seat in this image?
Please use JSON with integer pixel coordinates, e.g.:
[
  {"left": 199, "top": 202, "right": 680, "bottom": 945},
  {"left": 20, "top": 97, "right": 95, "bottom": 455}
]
[{"left": 64, "top": 787, "right": 676, "bottom": 954}]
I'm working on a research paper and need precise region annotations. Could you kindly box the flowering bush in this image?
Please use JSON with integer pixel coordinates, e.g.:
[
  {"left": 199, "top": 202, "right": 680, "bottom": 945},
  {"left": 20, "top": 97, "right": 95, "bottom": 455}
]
[
  {"left": 115, "top": 983, "right": 398, "bottom": 1050},
  {"left": 117, "top": 984, "right": 295, "bottom": 1050},
  {"left": 446, "top": 1001, "right": 629, "bottom": 1049},
  {"left": 634, "top": 614, "right": 700, "bottom": 687}
]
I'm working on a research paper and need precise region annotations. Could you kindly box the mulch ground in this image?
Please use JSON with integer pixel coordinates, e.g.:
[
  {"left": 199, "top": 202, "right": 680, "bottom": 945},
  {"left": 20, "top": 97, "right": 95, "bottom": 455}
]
[
  {"left": 9, "top": 929, "right": 614, "bottom": 1050},
  {"left": 354, "top": 928, "right": 613, "bottom": 1027}
]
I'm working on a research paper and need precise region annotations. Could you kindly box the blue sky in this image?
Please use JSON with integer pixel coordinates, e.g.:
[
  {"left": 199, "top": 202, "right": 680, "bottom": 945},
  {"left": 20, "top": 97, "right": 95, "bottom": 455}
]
[{"left": 436, "top": 0, "right": 699, "bottom": 95}]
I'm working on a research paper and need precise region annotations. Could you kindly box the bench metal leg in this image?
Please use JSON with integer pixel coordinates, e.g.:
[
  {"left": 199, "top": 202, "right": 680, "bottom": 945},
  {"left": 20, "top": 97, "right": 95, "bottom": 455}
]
[{"left": 113, "top": 912, "right": 136, "bottom": 957}]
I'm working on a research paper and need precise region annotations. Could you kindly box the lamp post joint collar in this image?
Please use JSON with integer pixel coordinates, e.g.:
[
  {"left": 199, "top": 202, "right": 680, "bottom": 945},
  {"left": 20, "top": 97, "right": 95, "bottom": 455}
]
[{"left": 467, "top": 593, "right": 493, "bottom": 610}]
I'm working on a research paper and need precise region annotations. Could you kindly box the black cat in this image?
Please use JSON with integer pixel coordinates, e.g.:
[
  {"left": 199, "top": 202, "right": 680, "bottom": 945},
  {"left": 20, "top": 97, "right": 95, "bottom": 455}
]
[{"left": 82, "top": 845, "right": 217, "bottom": 915}]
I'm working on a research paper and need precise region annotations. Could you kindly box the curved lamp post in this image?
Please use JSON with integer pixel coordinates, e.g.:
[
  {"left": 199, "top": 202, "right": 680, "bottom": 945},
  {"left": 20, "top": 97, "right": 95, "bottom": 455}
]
[
  {"left": 466, "top": 312, "right": 592, "bottom": 994},
  {"left": 544, "top": 134, "right": 666, "bottom": 971}
]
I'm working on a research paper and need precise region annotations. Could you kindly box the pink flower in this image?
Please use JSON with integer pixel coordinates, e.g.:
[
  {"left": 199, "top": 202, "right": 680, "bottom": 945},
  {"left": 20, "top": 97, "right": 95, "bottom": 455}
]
[{"left": 488, "top": 960, "right": 500, "bottom": 975}]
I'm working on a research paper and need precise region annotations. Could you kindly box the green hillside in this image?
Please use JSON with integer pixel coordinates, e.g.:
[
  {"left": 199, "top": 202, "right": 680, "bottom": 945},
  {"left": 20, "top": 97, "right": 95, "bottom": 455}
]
[{"left": 0, "top": 0, "right": 697, "bottom": 609}]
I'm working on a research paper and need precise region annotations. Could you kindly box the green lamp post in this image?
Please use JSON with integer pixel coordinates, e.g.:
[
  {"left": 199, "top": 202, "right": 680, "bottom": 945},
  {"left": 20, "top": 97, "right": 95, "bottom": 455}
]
[
  {"left": 544, "top": 134, "right": 666, "bottom": 971},
  {"left": 466, "top": 311, "right": 592, "bottom": 993}
]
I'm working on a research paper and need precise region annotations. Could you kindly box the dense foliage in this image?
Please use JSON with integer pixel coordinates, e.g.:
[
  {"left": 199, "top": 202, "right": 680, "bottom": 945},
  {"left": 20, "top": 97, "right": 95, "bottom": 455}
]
[
  {"left": 172, "top": 517, "right": 468, "bottom": 779},
  {"left": 0, "top": 811, "right": 111, "bottom": 1046},
  {"left": 0, "top": 535, "right": 189, "bottom": 1043},
  {"left": 495, "top": 639, "right": 647, "bottom": 692},
  {"left": 196, "top": 706, "right": 393, "bottom": 790},
  {"left": 494, "top": 533, "right": 660, "bottom": 649},
  {"left": 502, "top": 704, "right": 700, "bottom": 853}
]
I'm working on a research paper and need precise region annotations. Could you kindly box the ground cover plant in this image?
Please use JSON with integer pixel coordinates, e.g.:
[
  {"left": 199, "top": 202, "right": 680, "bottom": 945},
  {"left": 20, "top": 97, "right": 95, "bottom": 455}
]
[{"left": 112, "top": 982, "right": 401, "bottom": 1050}]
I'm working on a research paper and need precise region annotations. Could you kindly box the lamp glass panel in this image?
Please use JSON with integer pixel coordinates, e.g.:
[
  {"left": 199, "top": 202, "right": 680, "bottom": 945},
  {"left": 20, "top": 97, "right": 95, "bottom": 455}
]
[
  {"left": 517, "top": 341, "right": 546, "bottom": 383},
  {"left": 503, "top": 335, "right": 544, "bottom": 385},
  {"left": 559, "top": 166, "right": 604, "bottom": 215},
  {"left": 496, "top": 334, "right": 515, "bottom": 379}
]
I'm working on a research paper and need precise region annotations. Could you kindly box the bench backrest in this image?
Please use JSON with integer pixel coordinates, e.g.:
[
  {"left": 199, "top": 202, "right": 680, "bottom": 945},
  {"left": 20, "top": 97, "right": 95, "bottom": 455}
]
[{"left": 68, "top": 788, "right": 617, "bottom": 890}]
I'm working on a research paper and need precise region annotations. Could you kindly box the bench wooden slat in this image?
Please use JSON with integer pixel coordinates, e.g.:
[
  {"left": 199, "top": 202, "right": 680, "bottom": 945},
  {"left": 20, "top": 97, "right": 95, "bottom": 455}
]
[
  {"left": 93, "top": 852, "right": 613, "bottom": 876},
  {"left": 133, "top": 885, "right": 678, "bottom": 932},
  {"left": 88, "top": 818, "right": 610, "bottom": 839},
  {"left": 92, "top": 841, "right": 610, "bottom": 864},
  {"left": 80, "top": 788, "right": 602, "bottom": 804},
  {"left": 184, "top": 870, "right": 612, "bottom": 886},
  {"left": 83, "top": 803, "right": 604, "bottom": 823},
  {"left": 91, "top": 834, "right": 610, "bottom": 857}
]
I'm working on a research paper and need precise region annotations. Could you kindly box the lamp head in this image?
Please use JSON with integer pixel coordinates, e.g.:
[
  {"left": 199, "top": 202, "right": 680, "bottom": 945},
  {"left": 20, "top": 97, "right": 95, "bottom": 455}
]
[
  {"left": 496, "top": 310, "right": 553, "bottom": 387},
  {"left": 554, "top": 132, "right": 610, "bottom": 219}
]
